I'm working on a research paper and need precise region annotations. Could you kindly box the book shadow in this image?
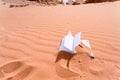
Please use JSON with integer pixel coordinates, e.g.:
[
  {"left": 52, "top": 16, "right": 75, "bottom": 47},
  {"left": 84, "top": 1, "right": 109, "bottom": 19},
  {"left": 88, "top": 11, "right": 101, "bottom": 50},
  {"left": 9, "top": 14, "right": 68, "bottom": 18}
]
[{"left": 55, "top": 51, "right": 75, "bottom": 67}]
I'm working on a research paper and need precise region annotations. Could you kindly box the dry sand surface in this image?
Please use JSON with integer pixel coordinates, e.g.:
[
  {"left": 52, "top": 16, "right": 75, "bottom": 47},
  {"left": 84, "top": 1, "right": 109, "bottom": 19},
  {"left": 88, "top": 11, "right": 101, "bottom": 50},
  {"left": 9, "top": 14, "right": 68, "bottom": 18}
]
[{"left": 0, "top": 1, "right": 120, "bottom": 80}]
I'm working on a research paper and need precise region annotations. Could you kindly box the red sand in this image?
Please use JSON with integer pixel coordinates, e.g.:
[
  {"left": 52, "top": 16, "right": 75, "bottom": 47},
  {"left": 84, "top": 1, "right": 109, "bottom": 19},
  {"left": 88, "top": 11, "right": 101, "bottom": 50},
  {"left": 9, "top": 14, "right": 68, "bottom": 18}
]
[{"left": 0, "top": 1, "right": 120, "bottom": 80}]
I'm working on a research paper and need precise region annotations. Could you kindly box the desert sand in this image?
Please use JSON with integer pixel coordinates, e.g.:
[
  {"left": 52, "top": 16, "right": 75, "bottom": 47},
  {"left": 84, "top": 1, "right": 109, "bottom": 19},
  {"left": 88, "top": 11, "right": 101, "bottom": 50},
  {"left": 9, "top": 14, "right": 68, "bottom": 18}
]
[{"left": 0, "top": 1, "right": 120, "bottom": 80}]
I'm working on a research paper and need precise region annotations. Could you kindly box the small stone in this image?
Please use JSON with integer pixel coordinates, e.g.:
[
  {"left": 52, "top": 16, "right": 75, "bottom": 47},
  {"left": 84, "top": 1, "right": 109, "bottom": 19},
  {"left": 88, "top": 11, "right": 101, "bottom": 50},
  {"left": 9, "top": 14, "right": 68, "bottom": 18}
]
[
  {"left": 78, "top": 61, "right": 81, "bottom": 63},
  {"left": 80, "top": 76, "right": 82, "bottom": 78},
  {"left": 3, "top": 3, "right": 6, "bottom": 5},
  {"left": 9, "top": 4, "right": 15, "bottom": 8}
]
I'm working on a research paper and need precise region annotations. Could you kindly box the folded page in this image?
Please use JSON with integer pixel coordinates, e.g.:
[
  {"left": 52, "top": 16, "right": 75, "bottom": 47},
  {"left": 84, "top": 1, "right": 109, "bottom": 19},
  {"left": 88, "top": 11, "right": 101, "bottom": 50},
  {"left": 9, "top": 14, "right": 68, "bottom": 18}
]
[
  {"left": 81, "top": 40, "right": 94, "bottom": 57},
  {"left": 59, "top": 38, "right": 74, "bottom": 54},
  {"left": 64, "top": 32, "right": 74, "bottom": 52},
  {"left": 59, "top": 32, "right": 75, "bottom": 54}
]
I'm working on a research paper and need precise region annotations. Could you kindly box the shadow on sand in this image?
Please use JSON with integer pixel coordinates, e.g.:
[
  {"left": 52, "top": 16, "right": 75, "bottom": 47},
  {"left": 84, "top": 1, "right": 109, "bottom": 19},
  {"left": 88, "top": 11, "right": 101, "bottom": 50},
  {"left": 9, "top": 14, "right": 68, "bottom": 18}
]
[{"left": 55, "top": 51, "right": 75, "bottom": 67}]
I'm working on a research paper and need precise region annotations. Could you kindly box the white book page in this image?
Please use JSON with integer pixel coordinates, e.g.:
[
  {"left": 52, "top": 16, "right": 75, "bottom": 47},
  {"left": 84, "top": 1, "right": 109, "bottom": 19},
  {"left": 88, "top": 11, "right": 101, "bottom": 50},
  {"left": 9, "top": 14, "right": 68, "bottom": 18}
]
[
  {"left": 64, "top": 32, "right": 74, "bottom": 52},
  {"left": 81, "top": 40, "right": 91, "bottom": 49},
  {"left": 81, "top": 40, "right": 94, "bottom": 57},
  {"left": 59, "top": 38, "right": 74, "bottom": 54},
  {"left": 73, "top": 32, "right": 81, "bottom": 53}
]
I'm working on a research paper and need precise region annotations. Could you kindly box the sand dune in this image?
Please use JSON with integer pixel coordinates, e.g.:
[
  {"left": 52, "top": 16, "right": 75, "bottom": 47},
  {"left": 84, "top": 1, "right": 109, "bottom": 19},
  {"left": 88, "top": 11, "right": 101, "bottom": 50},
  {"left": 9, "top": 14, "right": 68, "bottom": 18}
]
[{"left": 0, "top": 1, "right": 120, "bottom": 80}]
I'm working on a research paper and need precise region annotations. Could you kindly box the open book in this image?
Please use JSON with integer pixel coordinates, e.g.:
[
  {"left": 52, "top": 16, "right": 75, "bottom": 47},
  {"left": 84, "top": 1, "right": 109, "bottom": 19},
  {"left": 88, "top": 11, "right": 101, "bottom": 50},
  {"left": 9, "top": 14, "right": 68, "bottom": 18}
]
[{"left": 59, "top": 32, "right": 94, "bottom": 57}]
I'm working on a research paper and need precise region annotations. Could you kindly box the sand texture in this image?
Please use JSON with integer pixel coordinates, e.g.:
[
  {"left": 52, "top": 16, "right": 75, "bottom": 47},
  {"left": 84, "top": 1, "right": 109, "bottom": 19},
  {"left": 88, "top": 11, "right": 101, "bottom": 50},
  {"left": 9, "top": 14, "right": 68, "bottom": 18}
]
[{"left": 0, "top": 1, "right": 120, "bottom": 80}]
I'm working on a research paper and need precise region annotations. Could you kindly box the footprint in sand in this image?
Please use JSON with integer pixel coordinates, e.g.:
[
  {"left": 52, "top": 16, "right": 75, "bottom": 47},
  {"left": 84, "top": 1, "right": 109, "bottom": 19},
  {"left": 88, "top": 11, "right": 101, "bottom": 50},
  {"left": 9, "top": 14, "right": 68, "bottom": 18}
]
[
  {"left": 0, "top": 61, "right": 33, "bottom": 80},
  {"left": 55, "top": 51, "right": 80, "bottom": 78}
]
